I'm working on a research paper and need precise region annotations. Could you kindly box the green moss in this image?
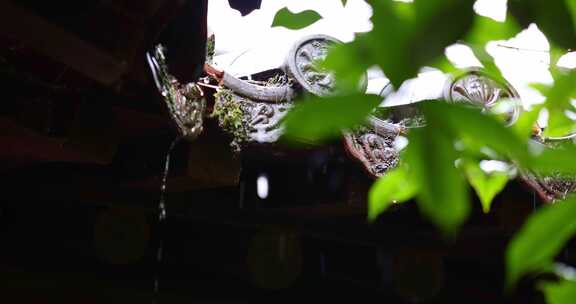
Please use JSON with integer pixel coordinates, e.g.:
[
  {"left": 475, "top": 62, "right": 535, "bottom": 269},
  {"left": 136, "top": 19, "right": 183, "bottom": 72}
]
[
  {"left": 265, "top": 73, "right": 290, "bottom": 87},
  {"left": 206, "top": 34, "right": 215, "bottom": 64},
  {"left": 211, "top": 89, "right": 248, "bottom": 151}
]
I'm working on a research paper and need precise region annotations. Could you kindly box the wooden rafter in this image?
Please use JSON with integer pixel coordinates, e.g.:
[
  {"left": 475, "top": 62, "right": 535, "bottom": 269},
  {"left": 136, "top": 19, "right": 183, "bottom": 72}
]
[{"left": 0, "top": 1, "right": 126, "bottom": 86}]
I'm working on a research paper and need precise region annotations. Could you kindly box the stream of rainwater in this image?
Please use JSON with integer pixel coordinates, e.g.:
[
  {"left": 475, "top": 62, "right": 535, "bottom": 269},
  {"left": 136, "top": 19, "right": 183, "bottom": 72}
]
[{"left": 153, "top": 136, "right": 182, "bottom": 303}]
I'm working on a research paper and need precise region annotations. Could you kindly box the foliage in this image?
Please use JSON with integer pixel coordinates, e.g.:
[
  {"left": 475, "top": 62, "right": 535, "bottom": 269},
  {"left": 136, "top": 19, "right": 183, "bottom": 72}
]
[
  {"left": 541, "top": 279, "right": 576, "bottom": 304},
  {"left": 369, "top": 101, "right": 528, "bottom": 235},
  {"left": 206, "top": 34, "right": 215, "bottom": 64},
  {"left": 368, "top": 164, "right": 418, "bottom": 221},
  {"left": 530, "top": 144, "right": 576, "bottom": 175},
  {"left": 282, "top": 93, "right": 382, "bottom": 143},
  {"left": 403, "top": 111, "right": 471, "bottom": 236},
  {"left": 323, "top": 0, "right": 476, "bottom": 89},
  {"left": 271, "top": 7, "right": 322, "bottom": 30},
  {"left": 211, "top": 89, "right": 248, "bottom": 151},
  {"left": 508, "top": 0, "right": 576, "bottom": 50},
  {"left": 265, "top": 73, "right": 291, "bottom": 87},
  {"left": 532, "top": 69, "right": 576, "bottom": 138},
  {"left": 272, "top": 0, "right": 576, "bottom": 302},
  {"left": 463, "top": 160, "right": 509, "bottom": 213},
  {"left": 506, "top": 196, "right": 576, "bottom": 287}
]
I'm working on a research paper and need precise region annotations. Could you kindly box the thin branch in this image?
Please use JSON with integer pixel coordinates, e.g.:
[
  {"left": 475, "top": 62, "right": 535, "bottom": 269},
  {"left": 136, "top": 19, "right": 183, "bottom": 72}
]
[{"left": 495, "top": 44, "right": 550, "bottom": 53}]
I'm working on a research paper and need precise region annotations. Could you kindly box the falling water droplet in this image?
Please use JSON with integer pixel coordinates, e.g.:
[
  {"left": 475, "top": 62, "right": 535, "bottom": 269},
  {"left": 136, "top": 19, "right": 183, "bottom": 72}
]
[
  {"left": 257, "top": 174, "right": 269, "bottom": 199},
  {"left": 153, "top": 136, "right": 181, "bottom": 304}
]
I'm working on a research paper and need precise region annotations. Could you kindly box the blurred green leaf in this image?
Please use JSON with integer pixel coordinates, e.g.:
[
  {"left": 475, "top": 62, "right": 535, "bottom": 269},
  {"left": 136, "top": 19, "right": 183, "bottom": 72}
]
[
  {"left": 410, "top": 0, "right": 476, "bottom": 65},
  {"left": 512, "top": 104, "right": 544, "bottom": 140},
  {"left": 282, "top": 94, "right": 382, "bottom": 143},
  {"left": 529, "top": 144, "right": 576, "bottom": 175},
  {"left": 321, "top": 38, "right": 371, "bottom": 93},
  {"left": 430, "top": 55, "right": 460, "bottom": 75},
  {"left": 463, "top": 161, "right": 508, "bottom": 213},
  {"left": 368, "top": 165, "right": 419, "bottom": 221},
  {"left": 461, "top": 14, "right": 520, "bottom": 83},
  {"left": 541, "top": 279, "right": 576, "bottom": 304},
  {"left": 341, "top": 0, "right": 347, "bottom": 7},
  {"left": 538, "top": 70, "right": 576, "bottom": 138},
  {"left": 405, "top": 120, "right": 470, "bottom": 236},
  {"left": 506, "top": 196, "right": 576, "bottom": 288},
  {"left": 324, "top": 0, "right": 478, "bottom": 90},
  {"left": 465, "top": 14, "right": 521, "bottom": 46},
  {"left": 395, "top": 101, "right": 531, "bottom": 235},
  {"left": 509, "top": 0, "right": 576, "bottom": 50},
  {"left": 467, "top": 45, "right": 507, "bottom": 84},
  {"left": 425, "top": 102, "right": 529, "bottom": 164},
  {"left": 568, "top": 0, "right": 576, "bottom": 27},
  {"left": 531, "top": 83, "right": 551, "bottom": 95},
  {"left": 356, "top": 0, "right": 475, "bottom": 88},
  {"left": 271, "top": 7, "right": 322, "bottom": 30}
]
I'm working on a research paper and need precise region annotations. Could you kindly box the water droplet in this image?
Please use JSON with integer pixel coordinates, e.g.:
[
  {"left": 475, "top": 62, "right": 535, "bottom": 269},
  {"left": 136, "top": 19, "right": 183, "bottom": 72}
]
[{"left": 257, "top": 174, "right": 269, "bottom": 199}]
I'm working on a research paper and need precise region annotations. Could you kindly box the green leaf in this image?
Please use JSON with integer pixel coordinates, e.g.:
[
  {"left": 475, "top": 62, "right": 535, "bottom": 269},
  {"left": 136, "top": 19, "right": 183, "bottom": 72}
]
[
  {"left": 341, "top": 0, "right": 347, "bottom": 7},
  {"left": 324, "top": 0, "right": 477, "bottom": 90},
  {"left": 282, "top": 94, "right": 382, "bottom": 143},
  {"left": 405, "top": 122, "right": 471, "bottom": 236},
  {"left": 321, "top": 38, "right": 371, "bottom": 93},
  {"left": 539, "top": 70, "right": 576, "bottom": 138},
  {"left": 271, "top": 7, "right": 322, "bottom": 30},
  {"left": 463, "top": 161, "right": 508, "bottom": 213},
  {"left": 506, "top": 196, "right": 576, "bottom": 288},
  {"left": 430, "top": 55, "right": 460, "bottom": 75},
  {"left": 360, "top": 0, "right": 475, "bottom": 88},
  {"left": 529, "top": 144, "right": 576, "bottom": 175},
  {"left": 531, "top": 68, "right": 576, "bottom": 137},
  {"left": 568, "top": 0, "right": 576, "bottom": 29},
  {"left": 509, "top": 0, "right": 576, "bottom": 50},
  {"left": 512, "top": 104, "right": 544, "bottom": 140},
  {"left": 368, "top": 165, "right": 419, "bottom": 221},
  {"left": 397, "top": 101, "right": 531, "bottom": 235},
  {"left": 467, "top": 45, "right": 507, "bottom": 85},
  {"left": 425, "top": 102, "right": 529, "bottom": 164},
  {"left": 465, "top": 15, "right": 521, "bottom": 46},
  {"left": 410, "top": 0, "right": 476, "bottom": 65},
  {"left": 462, "top": 14, "right": 521, "bottom": 83},
  {"left": 541, "top": 279, "right": 576, "bottom": 304}
]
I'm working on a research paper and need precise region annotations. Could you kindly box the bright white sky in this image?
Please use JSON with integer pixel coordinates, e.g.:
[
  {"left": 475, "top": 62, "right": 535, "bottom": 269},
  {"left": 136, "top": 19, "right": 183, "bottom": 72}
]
[
  {"left": 208, "top": 0, "right": 575, "bottom": 115},
  {"left": 208, "top": 0, "right": 372, "bottom": 75}
]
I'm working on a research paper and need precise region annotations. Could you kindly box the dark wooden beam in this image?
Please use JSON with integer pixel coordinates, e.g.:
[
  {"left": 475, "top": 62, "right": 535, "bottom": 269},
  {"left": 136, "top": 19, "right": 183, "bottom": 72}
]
[{"left": 0, "top": 1, "right": 126, "bottom": 86}]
